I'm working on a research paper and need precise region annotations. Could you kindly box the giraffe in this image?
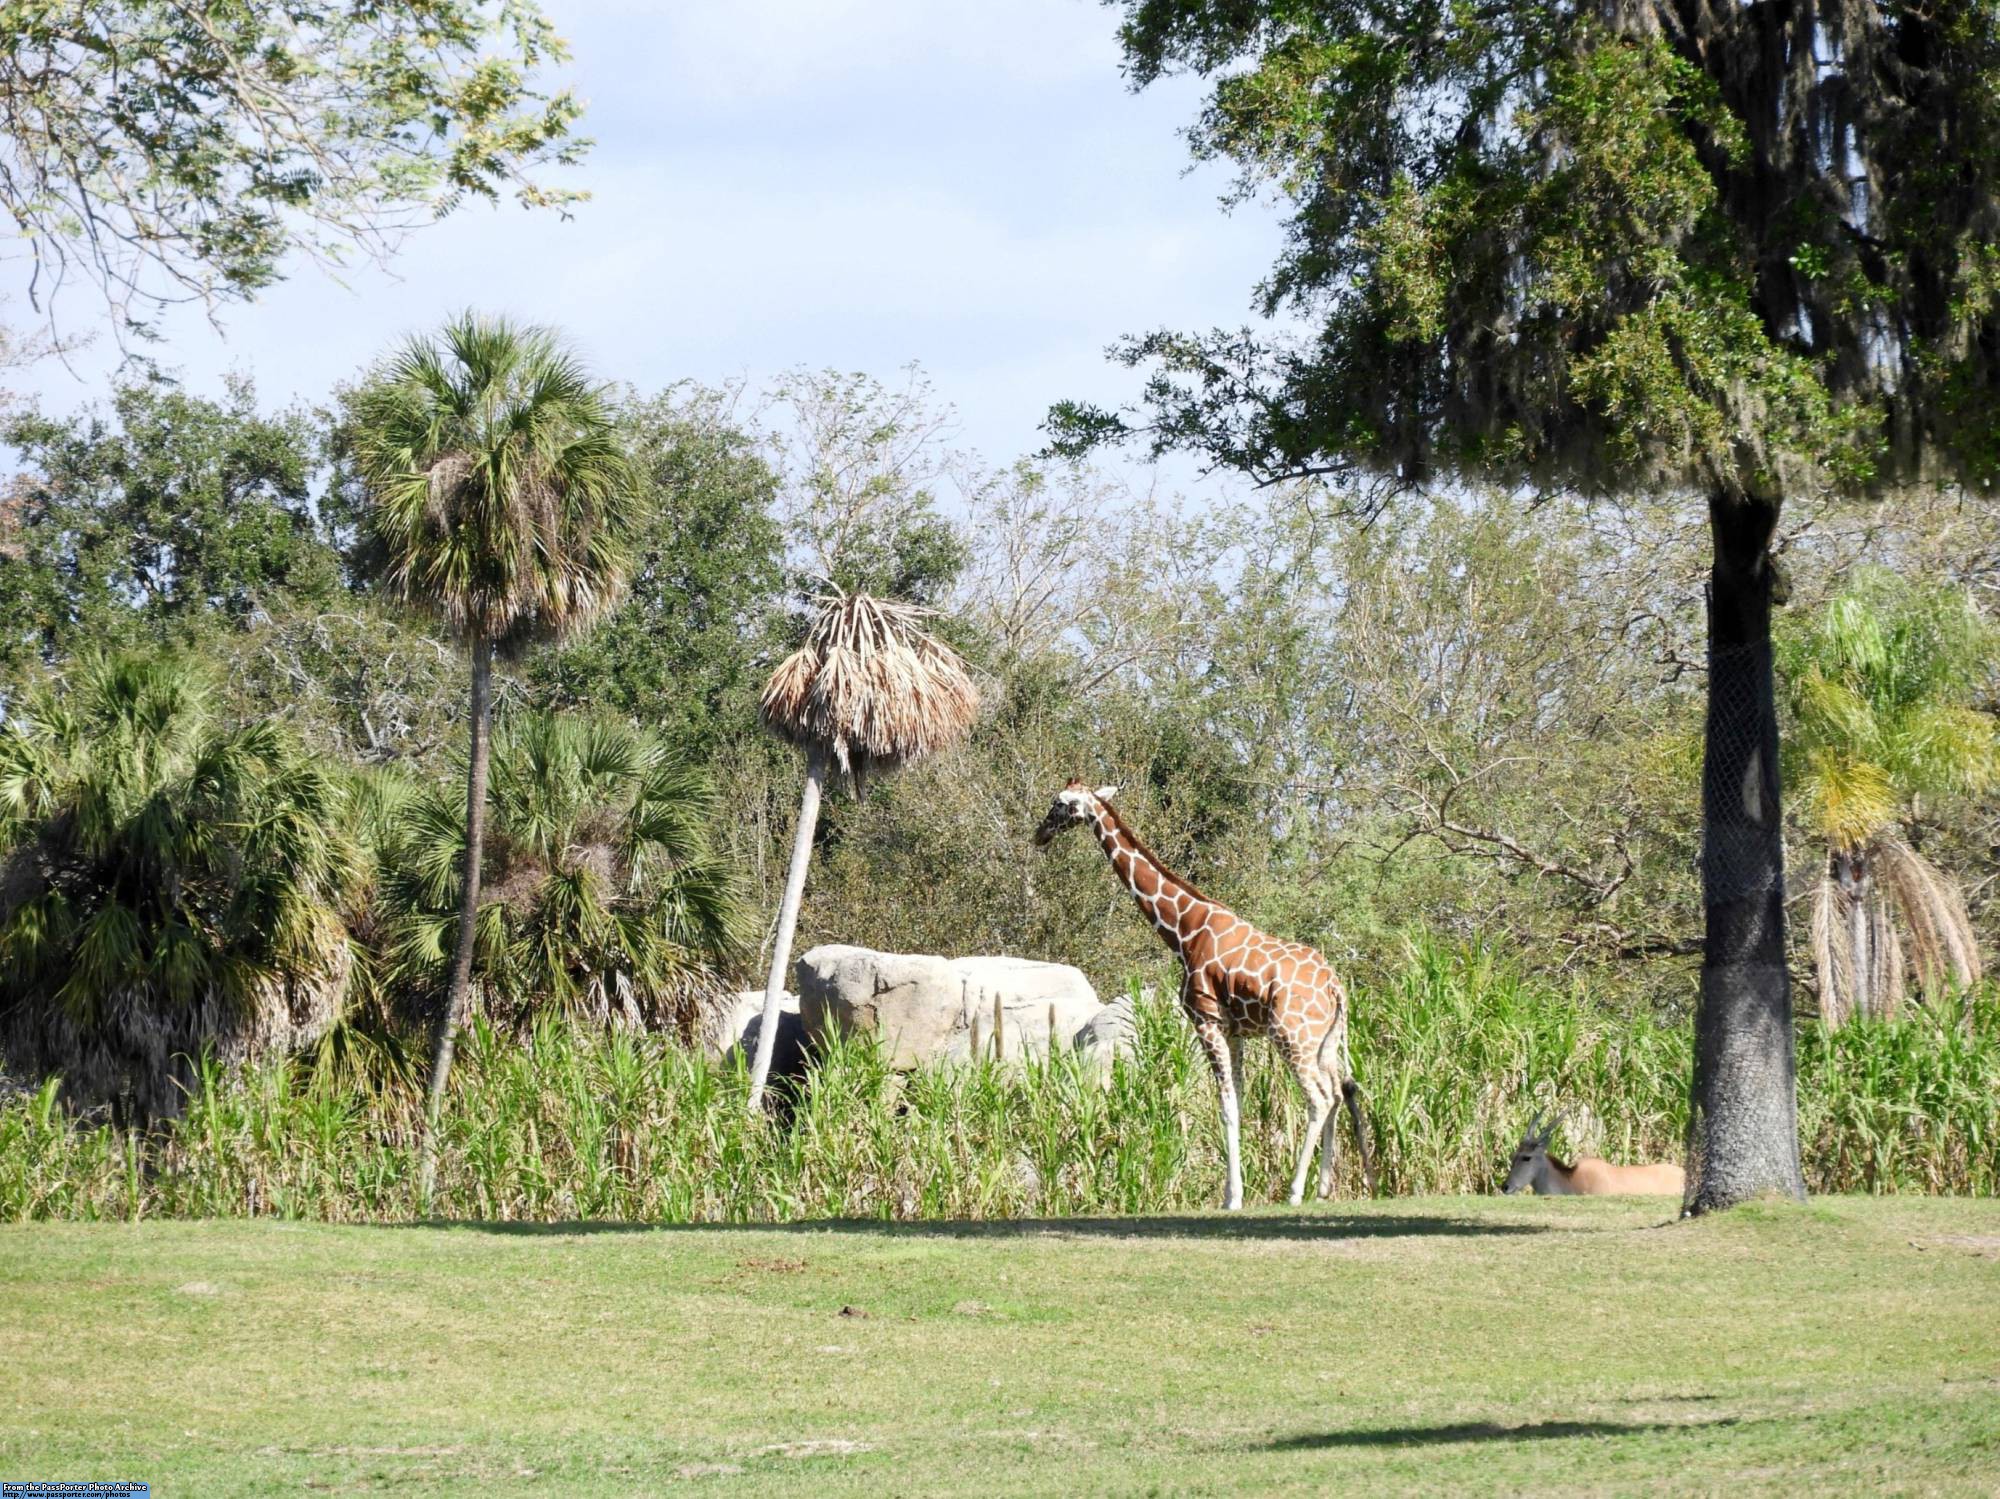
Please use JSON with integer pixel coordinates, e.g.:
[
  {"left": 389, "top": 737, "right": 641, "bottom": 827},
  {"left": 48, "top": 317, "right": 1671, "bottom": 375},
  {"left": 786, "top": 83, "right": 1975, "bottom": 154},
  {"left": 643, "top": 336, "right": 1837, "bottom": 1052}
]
[{"left": 1034, "top": 780, "right": 1375, "bottom": 1210}]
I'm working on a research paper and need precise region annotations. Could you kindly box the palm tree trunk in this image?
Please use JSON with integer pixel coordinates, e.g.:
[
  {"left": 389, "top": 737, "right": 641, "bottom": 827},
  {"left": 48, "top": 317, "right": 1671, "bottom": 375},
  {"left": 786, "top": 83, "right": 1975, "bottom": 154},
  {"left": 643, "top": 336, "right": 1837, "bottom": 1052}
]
[
  {"left": 418, "top": 634, "right": 495, "bottom": 1210},
  {"left": 1686, "top": 493, "right": 1808, "bottom": 1213},
  {"left": 746, "top": 745, "right": 826, "bottom": 1113},
  {"left": 1843, "top": 852, "right": 1874, "bottom": 1022}
]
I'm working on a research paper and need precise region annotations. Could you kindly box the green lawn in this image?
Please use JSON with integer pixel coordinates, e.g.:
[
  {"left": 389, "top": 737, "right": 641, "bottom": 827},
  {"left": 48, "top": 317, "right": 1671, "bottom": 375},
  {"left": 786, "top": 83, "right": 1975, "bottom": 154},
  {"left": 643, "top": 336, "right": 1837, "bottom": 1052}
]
[{"left": 3, "top": 1197, "right": 1997, "bottom": 1496}]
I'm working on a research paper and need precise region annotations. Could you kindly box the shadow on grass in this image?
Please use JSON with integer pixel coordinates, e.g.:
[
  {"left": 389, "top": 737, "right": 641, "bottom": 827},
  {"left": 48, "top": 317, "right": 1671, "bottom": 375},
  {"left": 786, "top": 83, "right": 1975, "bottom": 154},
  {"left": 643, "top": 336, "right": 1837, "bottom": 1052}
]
[
  {"left": 1269, "top": 1417, "right": 1740, "bottom": 1449},
  {"left": 402, "top": 1212, "right": 1559, "bottom": 1242}
]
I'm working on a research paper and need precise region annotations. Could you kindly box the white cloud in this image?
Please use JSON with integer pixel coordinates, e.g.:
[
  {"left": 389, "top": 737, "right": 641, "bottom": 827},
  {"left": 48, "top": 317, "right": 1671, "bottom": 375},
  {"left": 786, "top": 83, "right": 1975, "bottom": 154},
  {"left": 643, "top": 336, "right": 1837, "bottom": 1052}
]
[{"left": 8, "top": 0, "right": 1284, "bottom": 484}]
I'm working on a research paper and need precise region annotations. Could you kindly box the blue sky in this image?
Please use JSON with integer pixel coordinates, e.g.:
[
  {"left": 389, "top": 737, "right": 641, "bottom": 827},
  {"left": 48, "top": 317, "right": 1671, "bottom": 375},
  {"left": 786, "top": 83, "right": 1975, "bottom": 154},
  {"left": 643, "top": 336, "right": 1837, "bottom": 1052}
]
[{"left": 16, "top": 0, "right": 1285, "bottom": 484}]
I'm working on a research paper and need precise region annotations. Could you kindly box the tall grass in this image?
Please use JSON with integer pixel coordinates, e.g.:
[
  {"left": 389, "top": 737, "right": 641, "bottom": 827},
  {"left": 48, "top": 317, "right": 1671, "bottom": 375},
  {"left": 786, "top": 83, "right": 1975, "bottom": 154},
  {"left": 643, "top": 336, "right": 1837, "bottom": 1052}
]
[{"left": 3, "top": 940, "right": 1995, "bottom": 1222}]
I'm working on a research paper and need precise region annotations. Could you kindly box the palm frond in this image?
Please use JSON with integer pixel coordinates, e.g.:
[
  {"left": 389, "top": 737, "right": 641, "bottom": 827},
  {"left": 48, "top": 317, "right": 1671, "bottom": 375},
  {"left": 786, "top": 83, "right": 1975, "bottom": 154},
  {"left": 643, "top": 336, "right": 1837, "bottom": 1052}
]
[
  {"left": 370, "top": 711, "right": 746, "bottom": 1037},
  {"left": 1884, "top": 701, "right": 1998, "bottom": 800},
  {"left": 0, "top": 652, "right": 365, "bottom": 1118},
  {"left": 1797, "top": 748, "right": 1896, "bottom": 852},
  {"left": 1784, "top": 572, "right": 1998, "bottom": 848},
  {"left": 760, "top": 592, "right": 979, "bottom": 788},
  {"left": 353, "top": 312, "right": 645, "bottom": 655},
  {"left": 1789, "top": 667, "right": 1881, "bottom": 758},
  {"left": 1877, "top": 837, "right": 1982, "bottom": 998}
]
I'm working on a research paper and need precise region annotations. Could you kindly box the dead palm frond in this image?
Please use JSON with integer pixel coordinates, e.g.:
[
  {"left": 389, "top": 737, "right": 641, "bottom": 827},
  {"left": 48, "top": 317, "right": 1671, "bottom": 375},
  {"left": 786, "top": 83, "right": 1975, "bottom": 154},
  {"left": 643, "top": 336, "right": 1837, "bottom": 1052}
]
[
  {"left": 1877, "top": 837, "right": 1981, "bottom": 997},
  {"left": 1810, "top": 875, "right": 1851, "bottom": 1029},
  {"left": 1810, "top": 866, "right": 1905, "bottom": 1027},
  {"left": 760, "top": 591, "right": 979, "bottom": 792}
]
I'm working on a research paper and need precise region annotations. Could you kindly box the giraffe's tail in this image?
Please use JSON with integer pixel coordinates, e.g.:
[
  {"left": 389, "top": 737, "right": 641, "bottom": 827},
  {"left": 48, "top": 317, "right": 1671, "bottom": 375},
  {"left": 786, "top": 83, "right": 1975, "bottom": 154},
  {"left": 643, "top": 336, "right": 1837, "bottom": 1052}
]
[
  {"left": 1341, "top": 1077, "right": 1378, "bottom": 1197},
  {"left": 1321, "top": 1021, "right": 1378, "bottom": 1197}
]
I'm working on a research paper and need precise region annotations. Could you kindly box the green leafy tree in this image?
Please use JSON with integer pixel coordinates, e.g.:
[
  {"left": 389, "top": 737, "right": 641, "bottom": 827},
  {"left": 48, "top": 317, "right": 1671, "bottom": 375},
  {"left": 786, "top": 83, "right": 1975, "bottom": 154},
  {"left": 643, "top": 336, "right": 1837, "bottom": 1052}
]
[
  {"left": 351, "top": 312, "right": 641, "bottom": 1205},
  {"left": 0, "top": 380, "right": 338, "bottom": 684},
  {"left": 769, "top": 367, "right": 969, "bottom": 605},
  {"left": 0, "top": 0, "right": 586, "bottom": 340},
  {"left": 528, "top": 386, "right": 787, "bottom": 756},
  {"left": 373, "top": 714, "right": 747, "bottom": 1045},
  {"left": 0, "top": 653, "right": 361, "bottom": 1123},
  {"left": 1053, "top": 0, "right": 2000, "bottom": 1210},
  {"left": 1782, "top": 573, "right": 1996, "bottom": 1026}
]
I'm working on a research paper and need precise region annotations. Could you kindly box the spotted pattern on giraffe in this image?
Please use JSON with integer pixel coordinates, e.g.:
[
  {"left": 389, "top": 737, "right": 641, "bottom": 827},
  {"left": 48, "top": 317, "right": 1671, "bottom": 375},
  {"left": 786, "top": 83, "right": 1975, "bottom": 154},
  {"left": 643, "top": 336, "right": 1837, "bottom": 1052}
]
[{"left": 1026, "top": 781, "right": 1365, "bottom": 1207}]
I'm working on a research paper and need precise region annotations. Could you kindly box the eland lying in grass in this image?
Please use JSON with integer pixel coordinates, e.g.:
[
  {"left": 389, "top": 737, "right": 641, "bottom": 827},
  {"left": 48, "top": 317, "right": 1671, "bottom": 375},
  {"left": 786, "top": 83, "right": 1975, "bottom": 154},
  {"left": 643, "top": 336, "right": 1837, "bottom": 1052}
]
[{"left": 1501, "top": 1115, "right": 1685, "bottom": 1197}]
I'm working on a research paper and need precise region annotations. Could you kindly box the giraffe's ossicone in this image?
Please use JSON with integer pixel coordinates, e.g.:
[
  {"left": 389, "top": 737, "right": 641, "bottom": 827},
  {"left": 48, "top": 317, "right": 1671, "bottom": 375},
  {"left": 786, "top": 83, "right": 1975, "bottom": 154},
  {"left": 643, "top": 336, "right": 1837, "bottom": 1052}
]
[{"left": 1034, "top": 779, "right": 1376, "bottom": 1210}]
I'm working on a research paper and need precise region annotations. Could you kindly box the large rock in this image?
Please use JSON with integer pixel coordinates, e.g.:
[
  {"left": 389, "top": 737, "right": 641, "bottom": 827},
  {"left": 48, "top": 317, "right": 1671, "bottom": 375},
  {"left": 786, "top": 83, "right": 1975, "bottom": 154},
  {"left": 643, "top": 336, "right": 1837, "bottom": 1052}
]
[
  {"left": 1072, "top": 990, "right": 1139, "bottom": 1081},
  {"left": 796, "top": 945, "right": 1104, "bottom": 1070},
  {"left": 710, "top": 989, "right": 785, "bottom": 1058},
  {"left": 717, "top": 990, "right": 811, "bottom": 1091}
]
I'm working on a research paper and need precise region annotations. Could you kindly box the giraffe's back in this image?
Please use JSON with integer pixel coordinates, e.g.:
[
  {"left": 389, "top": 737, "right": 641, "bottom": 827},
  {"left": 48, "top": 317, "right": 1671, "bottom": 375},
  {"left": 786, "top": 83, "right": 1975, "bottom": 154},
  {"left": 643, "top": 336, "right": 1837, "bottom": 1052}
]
[{"left": 1186, "top": 907, "right": 1345, "bottom": 1041}]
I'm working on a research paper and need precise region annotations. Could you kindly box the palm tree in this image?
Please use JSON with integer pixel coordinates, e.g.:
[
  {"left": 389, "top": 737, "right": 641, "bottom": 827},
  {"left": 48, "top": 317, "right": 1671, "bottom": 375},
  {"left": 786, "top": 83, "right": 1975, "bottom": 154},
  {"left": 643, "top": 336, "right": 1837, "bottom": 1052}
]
[
  {"left": 372, "top": 713, "right": 747, "bottom": 1045},
  {"left": 1780, "top": 572, "right": 1998, "bottom": 1026},
  {"left": 352, "top": 312, "right": 642, "bottom": 1204},
  {"left": 745, "top": 591, "right": 978, "bottom": 1111},
  {"left": 0, "top": 653, "right": 361, "bottom": 1123}
]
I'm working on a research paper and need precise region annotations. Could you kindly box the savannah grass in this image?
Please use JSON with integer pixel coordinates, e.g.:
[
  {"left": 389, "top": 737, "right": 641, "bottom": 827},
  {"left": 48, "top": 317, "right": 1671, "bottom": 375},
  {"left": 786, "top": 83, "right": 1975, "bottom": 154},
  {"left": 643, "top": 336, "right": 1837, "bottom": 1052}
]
[{"left": 3, "top": 941, "right": 1996, "bottom": 1223}]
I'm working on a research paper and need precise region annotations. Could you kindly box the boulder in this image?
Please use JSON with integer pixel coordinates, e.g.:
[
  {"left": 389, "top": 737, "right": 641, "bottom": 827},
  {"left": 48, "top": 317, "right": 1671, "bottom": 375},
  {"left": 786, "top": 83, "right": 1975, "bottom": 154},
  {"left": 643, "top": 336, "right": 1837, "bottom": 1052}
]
[
  {"left": 710, "top": 989, "right": 782, "bottom": 1058},
  {"left": 718, "top": 990, "right": 811, "bottom": 1091},
  {"left": 1071, "top": 990, "right": 1139, "bottom": 1080},
  {"left": 796, "top": 945, "right": 1102, "bottom": 1070}
]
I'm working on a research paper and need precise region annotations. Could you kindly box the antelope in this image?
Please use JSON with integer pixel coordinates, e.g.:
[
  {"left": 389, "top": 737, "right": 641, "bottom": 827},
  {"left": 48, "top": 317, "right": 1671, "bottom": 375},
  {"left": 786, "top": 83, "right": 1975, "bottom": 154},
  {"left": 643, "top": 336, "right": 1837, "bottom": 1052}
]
[{"left": 1501, "top": 1115, "right": 1685, "bottom": 1197}]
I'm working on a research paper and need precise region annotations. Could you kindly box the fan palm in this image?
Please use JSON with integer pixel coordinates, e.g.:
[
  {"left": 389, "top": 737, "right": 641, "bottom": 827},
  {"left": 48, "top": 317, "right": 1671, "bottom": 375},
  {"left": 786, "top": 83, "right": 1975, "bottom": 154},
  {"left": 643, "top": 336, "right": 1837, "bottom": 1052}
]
[
  {"left": 0, "top": 653, "right": 361, "bottom": 1123},
  {"left": 372, "top": 714, "right": 747, "bottom": 1047},
  {"left": 1780, "top": 572, "right": 1998, "bottom": 1027},
  {"left": 745, "top": 591, "right": 978, "bottom": 1110},
  {"left": 352, "top": 312, "right": 642, "bottom": 1203}
]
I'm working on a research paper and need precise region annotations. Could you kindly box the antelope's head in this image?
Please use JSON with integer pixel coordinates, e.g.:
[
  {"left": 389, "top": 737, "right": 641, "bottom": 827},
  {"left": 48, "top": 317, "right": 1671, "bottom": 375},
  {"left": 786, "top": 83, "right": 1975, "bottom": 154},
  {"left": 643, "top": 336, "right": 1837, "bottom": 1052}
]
[{"left": 1502, "top": 1114, "right": 1554, "bottom": 1195}]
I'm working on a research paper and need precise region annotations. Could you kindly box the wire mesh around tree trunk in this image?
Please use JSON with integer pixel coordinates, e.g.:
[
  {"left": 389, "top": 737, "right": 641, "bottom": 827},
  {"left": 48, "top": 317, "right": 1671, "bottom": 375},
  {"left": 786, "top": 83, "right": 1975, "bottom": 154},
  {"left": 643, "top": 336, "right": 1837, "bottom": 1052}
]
[{"left": 1701, "top": 640, "right": 1788, "bottom": 908}]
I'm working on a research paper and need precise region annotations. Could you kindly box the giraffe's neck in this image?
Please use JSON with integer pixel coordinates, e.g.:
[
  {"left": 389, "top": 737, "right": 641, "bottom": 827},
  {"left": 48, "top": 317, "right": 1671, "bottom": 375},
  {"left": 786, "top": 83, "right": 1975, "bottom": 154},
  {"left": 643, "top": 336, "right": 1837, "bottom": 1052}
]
[{"left": 1087, "top": 805, "right": 1213, "bottom": 956}]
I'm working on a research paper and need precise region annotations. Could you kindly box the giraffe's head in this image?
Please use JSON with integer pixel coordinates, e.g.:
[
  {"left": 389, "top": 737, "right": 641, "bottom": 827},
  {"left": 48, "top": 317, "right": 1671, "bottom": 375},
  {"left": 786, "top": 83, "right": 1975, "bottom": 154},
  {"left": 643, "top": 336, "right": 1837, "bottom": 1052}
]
[{"left": 1032, "top": 779, "right": 1119, "bottom": 846}]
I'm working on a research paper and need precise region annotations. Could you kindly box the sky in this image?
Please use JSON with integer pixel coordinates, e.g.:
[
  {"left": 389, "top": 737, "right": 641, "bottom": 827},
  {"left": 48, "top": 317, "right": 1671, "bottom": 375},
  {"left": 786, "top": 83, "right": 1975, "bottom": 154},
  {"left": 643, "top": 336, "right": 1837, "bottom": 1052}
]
[{"left": 13, "top": 0, "right": 1286, "bottom": 488}]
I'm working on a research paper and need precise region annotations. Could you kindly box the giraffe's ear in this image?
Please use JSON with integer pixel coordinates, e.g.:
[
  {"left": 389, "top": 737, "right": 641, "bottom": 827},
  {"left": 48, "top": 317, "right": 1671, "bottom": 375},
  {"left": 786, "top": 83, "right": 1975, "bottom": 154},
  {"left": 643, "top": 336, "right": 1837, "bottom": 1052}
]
[{"left": 1094, "top": 785, "right": 1119, "bottom": 802}]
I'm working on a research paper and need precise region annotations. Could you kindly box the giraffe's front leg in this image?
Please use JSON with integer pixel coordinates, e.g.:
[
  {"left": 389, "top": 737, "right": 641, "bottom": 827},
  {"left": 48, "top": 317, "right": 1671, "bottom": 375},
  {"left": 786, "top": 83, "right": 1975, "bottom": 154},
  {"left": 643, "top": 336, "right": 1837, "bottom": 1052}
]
[{"left": 1190, "top": 1006, "right": 1243, "bottom": 1211}]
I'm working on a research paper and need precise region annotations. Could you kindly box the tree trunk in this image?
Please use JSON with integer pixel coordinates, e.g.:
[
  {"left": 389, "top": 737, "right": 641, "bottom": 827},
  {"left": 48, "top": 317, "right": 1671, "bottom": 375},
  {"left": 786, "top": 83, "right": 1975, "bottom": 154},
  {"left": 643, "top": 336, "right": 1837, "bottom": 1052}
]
[
  {"left": 417, "top": 634, "right": 494, "bottom": 1211},
  {"left": 746, "top": 745, "right": 826, "bottom": 1114},
  {"left": 1838, "top": 850, "right": 1874, "bottom": 1022},
  {"left": 1685, "top": 493, "right": 1808, "bottom": 1213}
]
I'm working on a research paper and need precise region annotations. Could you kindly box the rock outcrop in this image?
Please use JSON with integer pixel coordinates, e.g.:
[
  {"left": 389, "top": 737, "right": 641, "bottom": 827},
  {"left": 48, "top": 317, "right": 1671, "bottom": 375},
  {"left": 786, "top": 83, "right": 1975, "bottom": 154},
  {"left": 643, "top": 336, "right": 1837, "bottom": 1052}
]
[
  {"left": 796, "top": 945, "right": 1111, "bottom": 1070},
  {"left": 716, "top": 990, "right": 811, "bottom": 1091}
]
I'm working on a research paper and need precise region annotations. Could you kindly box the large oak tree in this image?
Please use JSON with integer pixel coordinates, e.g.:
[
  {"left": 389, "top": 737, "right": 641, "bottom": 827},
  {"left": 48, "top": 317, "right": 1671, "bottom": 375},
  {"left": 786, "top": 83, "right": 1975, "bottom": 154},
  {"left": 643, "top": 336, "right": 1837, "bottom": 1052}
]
[
  {"left": 0, "top": 0, "right": 586, "bottom": 341},
  {"left": 1053, "top": 0, "right": 2000, "bottom": 1209}
]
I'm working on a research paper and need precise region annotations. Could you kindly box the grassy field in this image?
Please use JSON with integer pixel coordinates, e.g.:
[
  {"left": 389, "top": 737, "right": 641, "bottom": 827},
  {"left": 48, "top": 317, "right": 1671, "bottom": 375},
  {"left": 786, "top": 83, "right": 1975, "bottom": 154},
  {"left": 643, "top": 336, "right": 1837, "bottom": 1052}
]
[{"left": 3, "top": 1197, "right": 1996, "bottom": 1496}]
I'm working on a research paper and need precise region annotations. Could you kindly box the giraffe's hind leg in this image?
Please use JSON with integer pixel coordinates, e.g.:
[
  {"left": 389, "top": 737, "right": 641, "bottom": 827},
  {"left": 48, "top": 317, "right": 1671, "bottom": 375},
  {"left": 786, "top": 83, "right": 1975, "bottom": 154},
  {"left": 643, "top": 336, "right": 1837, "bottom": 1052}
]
[
  {"left": 1316, "top": 1092, "right": 1342, "bottom": 1199},
  {"left": 1278, "top": 1025, "right": 1335, "bottom": 1207},
  {"left": 1318, "top": 1015, "right": 1351, "bottom": 1199},
  {"left": 1321, "top": 1012, "right": 1377, "bottom": 1197}
]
